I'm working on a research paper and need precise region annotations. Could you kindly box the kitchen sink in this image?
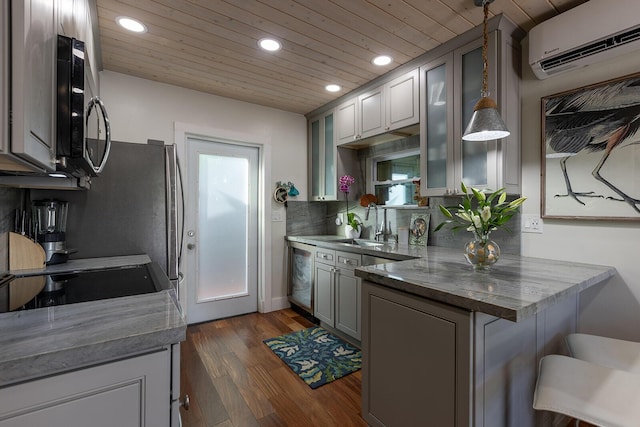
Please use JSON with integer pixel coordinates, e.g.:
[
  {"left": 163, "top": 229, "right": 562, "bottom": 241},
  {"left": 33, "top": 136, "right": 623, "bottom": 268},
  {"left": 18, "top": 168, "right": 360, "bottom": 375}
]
[{"left": 336, "top": 238, "right": 385, "bottom": 248}]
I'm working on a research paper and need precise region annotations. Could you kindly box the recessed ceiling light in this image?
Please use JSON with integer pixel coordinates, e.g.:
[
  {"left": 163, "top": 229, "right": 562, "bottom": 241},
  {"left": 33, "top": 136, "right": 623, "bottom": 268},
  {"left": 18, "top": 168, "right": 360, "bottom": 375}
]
[
  {"left": 372, "top": 55, "right": 392, "bottom": 66},
  {"left": 116, "top": 16, "right": 147, "bottom": 33},
  {"left": 258, "top": 38, "right": 281, "bottom": 52},
  {"left": 325, "top": 84, "right": 341, "bottom": 93}
]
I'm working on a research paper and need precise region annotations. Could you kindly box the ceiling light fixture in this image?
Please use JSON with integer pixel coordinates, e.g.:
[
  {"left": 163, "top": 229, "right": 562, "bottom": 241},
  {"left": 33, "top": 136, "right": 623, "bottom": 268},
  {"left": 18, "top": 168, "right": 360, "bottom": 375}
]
[
  {"left": 258, "top": 38, "right": 281, "bottom": 52},
  {"left": 116, "top": 16, "right": 147, "bottom": 33},
  {"left": 372, "top": 55, "right": 392, "bottom": 66},
  {"left": 462, "top": 0, "right": 510, "bottom": 141},
  {"left": 325, "top": 84, "right": 341, "bottom": 92}
]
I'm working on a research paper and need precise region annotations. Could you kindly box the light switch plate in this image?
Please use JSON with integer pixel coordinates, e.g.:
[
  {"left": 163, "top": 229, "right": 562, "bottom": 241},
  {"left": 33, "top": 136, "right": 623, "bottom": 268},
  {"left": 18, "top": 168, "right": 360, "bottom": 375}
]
[{"left": 271, "top": 210, "right": 283, "bottom": 222}]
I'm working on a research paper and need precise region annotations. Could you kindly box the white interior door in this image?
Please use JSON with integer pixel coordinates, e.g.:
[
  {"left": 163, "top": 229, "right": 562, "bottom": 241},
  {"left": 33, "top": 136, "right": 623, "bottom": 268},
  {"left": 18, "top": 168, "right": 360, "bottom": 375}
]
[{"left": 185, "top": 137, "right": 259, "bottom": 324}]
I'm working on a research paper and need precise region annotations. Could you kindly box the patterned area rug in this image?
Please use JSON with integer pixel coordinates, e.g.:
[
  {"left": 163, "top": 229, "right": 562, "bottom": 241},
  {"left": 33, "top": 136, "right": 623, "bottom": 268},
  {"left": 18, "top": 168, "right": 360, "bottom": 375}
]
[{"left": 263, "top": 326, "right": 362, "bottom": 389}]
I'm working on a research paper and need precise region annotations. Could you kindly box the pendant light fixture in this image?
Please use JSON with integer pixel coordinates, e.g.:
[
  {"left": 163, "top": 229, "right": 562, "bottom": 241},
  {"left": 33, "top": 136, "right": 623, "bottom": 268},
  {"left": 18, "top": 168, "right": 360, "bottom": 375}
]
[{"left": 462, "top": 0, "right": 510, "bottom": 141}]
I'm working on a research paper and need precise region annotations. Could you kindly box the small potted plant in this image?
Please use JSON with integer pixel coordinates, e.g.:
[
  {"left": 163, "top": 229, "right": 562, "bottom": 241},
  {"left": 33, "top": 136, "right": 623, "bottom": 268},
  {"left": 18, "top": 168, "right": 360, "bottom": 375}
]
[
  {"left": 434, "top": 182, "right": 526, "bottom": 270},
  {"left": 339, "top": 175, "right": 361, "bottom": 239}
]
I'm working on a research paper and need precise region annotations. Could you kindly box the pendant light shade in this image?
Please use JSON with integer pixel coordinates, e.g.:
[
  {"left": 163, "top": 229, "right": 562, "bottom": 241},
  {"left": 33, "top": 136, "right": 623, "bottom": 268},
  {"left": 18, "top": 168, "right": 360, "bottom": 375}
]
[
  {"left": 462, "top": 0, "right": 510, "bottom": 142},
  {"left": 463, "top": 97, "right": 510, "bottom": 141}
]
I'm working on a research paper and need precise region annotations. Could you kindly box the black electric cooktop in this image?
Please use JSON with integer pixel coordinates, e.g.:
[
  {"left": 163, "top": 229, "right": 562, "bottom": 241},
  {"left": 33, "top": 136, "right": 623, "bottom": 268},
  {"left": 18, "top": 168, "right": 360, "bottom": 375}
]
[{"left": 0, "top": 264, "right": 167, "bottom": 313}]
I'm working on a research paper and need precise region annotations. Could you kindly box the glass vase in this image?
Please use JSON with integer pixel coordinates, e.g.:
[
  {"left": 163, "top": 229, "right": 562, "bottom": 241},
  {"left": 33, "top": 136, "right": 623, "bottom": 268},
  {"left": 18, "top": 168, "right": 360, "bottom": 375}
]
[{"left": 464, "top": 238, "right": 500, "bottom": 271}]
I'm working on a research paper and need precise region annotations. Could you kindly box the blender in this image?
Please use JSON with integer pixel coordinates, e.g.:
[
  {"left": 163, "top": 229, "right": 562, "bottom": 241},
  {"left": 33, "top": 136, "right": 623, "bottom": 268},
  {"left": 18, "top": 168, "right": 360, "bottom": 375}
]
[{"left": 32, "top": 200, "right": 76, "bottom": 265}]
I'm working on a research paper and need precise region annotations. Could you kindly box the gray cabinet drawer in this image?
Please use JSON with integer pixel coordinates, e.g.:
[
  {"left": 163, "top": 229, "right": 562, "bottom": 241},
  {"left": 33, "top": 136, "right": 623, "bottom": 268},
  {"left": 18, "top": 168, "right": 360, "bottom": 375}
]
[
  {"left": 315, "top": 249, "right": 335, "bottom": 265},
  {"left": 336, "top": 251, "right": 361, "bottom": 270}
]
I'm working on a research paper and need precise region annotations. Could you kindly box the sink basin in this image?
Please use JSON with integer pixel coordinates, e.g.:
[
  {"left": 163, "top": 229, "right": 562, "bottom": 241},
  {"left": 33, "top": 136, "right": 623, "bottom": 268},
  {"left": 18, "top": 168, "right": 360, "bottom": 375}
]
[
  {"left": 354, "top": 239, "right": 385, "bottom": 247},
  {"left": 336, "top": 238, "right": 385, "bottom": 248}
]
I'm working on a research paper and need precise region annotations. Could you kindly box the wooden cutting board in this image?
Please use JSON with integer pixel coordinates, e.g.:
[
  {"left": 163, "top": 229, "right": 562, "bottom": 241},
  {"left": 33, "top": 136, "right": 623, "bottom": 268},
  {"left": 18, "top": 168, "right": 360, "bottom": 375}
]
[
  {"left": 9, "top": 275, "right": 46, "bottom": 311},
  {"left": 9, "top": 232, "right": 46, "bottom": 270}
]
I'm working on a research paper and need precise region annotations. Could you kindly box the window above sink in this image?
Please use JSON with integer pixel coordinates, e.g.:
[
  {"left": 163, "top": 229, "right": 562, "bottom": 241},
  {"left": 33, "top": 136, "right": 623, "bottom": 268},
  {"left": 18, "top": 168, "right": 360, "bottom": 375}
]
[{"left": 373, "top": 150, "right": 420, "bottom": 206}]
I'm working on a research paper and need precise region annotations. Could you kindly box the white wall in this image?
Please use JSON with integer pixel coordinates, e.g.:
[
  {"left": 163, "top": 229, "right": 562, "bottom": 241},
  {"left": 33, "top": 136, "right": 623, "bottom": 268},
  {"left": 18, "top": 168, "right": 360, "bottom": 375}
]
[
  {"left": 520, "top": 40, "right": 640, "bottom": 341},
  {"left": 99, "top": 70, "right": 308, "bottom": 315}
]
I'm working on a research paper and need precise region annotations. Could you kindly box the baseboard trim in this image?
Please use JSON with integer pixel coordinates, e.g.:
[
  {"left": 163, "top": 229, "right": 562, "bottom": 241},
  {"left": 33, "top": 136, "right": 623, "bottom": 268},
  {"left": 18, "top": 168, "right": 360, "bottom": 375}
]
[{"left": 264, "top": 296, "right": 290, "bottom": 313}]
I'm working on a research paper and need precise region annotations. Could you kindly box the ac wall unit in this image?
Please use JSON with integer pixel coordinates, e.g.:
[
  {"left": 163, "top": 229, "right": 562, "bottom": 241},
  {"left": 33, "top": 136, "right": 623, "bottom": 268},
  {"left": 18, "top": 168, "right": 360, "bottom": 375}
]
[{"left": 529, "top": 0, "right": 640, "bottom": 80}]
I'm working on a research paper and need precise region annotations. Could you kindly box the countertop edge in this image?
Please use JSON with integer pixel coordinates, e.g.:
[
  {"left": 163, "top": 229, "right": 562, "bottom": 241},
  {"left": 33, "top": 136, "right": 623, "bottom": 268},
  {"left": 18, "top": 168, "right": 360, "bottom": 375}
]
[{"left": 356, "top": 265, "right": 618, "bottom": 322}]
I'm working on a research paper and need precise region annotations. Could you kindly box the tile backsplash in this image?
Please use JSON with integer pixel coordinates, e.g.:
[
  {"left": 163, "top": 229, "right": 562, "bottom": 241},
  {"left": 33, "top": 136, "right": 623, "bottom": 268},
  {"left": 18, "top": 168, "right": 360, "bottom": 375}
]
[{"left": 286, "top": 196, "right": 521, "bottom": 254}]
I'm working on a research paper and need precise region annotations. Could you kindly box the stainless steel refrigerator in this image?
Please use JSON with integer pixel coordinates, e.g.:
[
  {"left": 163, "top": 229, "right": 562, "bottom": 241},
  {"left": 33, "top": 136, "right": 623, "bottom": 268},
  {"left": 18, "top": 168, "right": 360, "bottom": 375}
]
[{"left": 31, "top": 140, "right": 183, "bottom": 298}]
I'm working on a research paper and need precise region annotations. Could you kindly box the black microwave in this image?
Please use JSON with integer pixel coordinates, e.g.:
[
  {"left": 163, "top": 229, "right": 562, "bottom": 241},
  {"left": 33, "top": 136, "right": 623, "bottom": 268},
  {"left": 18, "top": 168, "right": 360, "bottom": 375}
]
[{"left": 56, "top": 35, "right": 110, "bottom": 177}]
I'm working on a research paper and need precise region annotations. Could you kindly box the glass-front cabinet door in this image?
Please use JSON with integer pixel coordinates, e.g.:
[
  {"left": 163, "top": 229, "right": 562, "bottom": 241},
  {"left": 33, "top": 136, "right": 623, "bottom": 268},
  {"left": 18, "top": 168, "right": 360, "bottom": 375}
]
[
  {"left": 421, "top": 35, "right": 502, "bottom": 196},
  {"left": 309, "top": 110, "right": 337, "bottom": 200},
  {"left": 421, "top": 53, "right": 454, "bottom": 196},
  {"left": 455, "top": 38, "right": 498, "bottom": 192}
]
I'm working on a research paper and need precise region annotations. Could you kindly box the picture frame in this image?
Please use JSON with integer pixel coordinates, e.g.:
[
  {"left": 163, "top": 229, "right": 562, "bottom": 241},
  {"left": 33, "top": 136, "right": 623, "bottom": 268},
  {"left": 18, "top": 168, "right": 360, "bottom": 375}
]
[
  {"left": 541, "top": 72, "right": 640, "bottom": 220},
  {"left": 409, "top": 213, "right": 430, "bottom": 246}
]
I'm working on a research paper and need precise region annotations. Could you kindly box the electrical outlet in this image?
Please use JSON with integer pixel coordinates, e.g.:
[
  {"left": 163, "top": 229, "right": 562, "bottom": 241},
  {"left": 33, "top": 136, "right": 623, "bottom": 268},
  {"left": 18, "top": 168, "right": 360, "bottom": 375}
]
[{"left": 522, "top": 214, "right": 543, "bottom": 233}]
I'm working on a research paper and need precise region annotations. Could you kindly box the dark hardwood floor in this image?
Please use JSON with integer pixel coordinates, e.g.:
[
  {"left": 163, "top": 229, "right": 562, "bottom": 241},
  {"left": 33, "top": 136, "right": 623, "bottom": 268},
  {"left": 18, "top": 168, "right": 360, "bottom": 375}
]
[{"left": 179, "top": 308, "right": 367, "bottom": 427}]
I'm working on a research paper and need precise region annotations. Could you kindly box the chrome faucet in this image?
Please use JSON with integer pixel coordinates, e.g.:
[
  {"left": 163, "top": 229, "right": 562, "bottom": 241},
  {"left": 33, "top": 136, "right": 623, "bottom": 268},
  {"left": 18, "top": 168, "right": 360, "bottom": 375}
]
[
  {"left": 380, "top": 208, "right": 391, "bottom": 242},
  {"left": 367, "top": 203, "right": 384, "bottom": 241},
  {"left": 365, "top": 202, "right": 376, "bottom": 221}
]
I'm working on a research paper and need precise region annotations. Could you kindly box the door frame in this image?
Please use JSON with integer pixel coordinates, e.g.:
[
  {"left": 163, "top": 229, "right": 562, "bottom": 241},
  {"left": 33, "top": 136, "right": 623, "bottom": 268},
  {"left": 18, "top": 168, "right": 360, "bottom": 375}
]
[{"left": 175, "top": 122, "right": 273, "bottom": 317}]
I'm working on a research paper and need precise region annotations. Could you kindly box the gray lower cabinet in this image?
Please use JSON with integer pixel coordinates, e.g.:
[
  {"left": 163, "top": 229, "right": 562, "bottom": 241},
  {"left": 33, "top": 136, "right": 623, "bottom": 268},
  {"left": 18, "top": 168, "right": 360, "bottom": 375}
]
[
  {"left": 362, "top": 280, "right": 579, "bottom": 427},
  {"left": 362, "top": 281, "right": 471, "bottom": 427},
  {"left": 314, "top": 248, "right": 362, "bottom": 340},
  {"left": 0, "top": 349, "right": 173, "bottom": 427},
  {"left": 314, "top": 248, "right": 336, "bottom": 325},
  {"left": 335, "top": 251, "right": 362, "bottom": 340}
]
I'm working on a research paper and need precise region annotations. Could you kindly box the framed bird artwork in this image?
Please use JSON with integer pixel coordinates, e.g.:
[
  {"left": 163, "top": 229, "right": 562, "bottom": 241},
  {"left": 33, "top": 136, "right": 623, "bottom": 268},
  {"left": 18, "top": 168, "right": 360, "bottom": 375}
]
[{"left": 541, "top": 72, "right": 640, "bottom": 220}]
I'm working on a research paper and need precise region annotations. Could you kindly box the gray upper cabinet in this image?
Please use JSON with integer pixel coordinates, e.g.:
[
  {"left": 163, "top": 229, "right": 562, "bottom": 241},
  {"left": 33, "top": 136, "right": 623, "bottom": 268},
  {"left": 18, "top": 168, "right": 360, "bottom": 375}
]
[
  {"left": 1, "top": 0, "right": 98, "bottom": 176},
  {"left": 309, "top": 110, "right": 337, "bottom": 201},
  {"left": 336, "top": 69, "right": 419, "bottom": 145},
  {"left": 358, "top": 85, "right": 385, "bottom": 140},
  {"left": 335, "top": 97, "right": 358, "bottom": 145},
  {"left": 309, "top": 109, "right": 361, "bottom": 202},
  {"left": 386, "top": 68, "right": 419, "bottom": 132},
  {"left": 9, "top": 0, "right": 58, "bottom": 172},
  {"left": 420, "top": 22, "right": 522, "bottom": 196}
]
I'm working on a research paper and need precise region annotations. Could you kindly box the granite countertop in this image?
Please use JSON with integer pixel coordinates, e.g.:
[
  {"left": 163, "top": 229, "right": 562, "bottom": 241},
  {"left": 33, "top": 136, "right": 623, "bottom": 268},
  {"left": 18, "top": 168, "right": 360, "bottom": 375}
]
[
  {"left": 0, "top": 255, "right": 186, "bottom": 387},
  {"left": 285, "top": 235, "right": 426, "bottom": 261},
  {"left": 285, "top": 236, "right": 617, "bottom": 322}
]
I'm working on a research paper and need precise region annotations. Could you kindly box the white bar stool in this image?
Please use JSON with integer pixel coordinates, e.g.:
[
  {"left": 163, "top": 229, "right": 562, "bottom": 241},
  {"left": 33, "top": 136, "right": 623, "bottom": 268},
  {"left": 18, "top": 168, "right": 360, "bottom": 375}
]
[
  {"left": 566, "top": 333, "right": 640, "bottom": 373},
  {"left": 533, "top": 354, "right": 640, "bottom": 427}
]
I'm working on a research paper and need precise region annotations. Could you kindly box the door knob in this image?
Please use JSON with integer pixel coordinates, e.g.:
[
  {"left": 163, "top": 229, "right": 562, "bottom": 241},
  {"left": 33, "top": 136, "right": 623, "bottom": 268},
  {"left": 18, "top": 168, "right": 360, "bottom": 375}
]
[
  {"left": 180, "top": 394, "right": 190, "bottom": 410},
  {"left": 187, "top": 243, "right": 196, "bottom": 250}
]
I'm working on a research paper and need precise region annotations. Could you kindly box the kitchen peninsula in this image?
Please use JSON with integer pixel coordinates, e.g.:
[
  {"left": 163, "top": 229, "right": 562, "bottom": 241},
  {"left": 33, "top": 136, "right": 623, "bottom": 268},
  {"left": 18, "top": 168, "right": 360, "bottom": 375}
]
[
  {"left": 355, "top": 246, "right": 616, "bottom": 427},
  {"left": 286, "top": 236, "right": 616, "bottom": 427}
]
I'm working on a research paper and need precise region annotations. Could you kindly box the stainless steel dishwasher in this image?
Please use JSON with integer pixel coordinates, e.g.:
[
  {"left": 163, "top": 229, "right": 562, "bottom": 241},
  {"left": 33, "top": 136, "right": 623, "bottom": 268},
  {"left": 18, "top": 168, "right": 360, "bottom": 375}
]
[{"left": 287, "top": 241, "right": 315, "bottom": 314}]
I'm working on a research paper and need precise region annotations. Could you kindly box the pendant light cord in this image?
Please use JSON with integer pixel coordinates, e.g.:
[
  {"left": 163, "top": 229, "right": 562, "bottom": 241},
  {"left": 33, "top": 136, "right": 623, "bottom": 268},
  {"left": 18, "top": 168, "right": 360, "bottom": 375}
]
[{"left": 481, "top": 1, "right": 489, "bottom": 98}]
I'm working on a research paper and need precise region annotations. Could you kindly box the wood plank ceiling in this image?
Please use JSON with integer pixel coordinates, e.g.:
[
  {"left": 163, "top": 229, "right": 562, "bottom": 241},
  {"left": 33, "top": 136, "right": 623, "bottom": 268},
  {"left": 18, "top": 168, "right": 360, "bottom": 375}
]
[{"left": 96, "top": 0, "right": 588, "bottom": 115}]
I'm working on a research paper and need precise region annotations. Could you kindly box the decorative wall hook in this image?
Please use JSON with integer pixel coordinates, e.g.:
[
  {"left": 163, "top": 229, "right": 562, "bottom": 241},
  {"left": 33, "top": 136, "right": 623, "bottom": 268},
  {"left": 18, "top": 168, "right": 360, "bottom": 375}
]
[
  {"left": 275, "top": 181, "right": 299, "bottom": 197},
  {"left": 275, "top": 181, "right": 298, "bottom": 207}
]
